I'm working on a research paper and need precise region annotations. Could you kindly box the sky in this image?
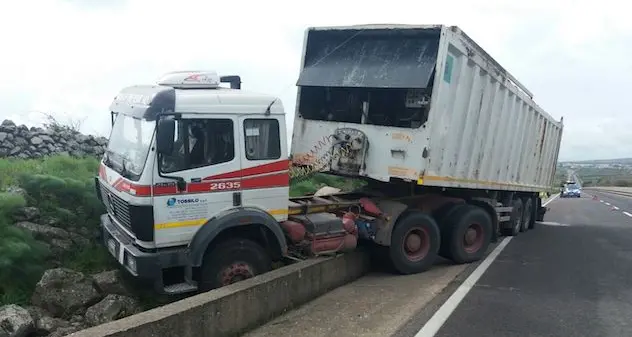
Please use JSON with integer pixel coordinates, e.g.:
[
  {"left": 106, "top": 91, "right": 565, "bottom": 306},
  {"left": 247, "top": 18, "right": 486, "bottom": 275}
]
[{"left": 0, "top": 0, "right": 630, "bottom": 162}]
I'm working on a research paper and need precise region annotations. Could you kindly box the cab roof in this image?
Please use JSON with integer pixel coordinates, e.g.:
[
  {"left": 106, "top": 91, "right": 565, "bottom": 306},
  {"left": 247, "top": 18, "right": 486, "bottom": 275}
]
[{"left": 109, "top": 71, "right": 284, "bottom": 120}]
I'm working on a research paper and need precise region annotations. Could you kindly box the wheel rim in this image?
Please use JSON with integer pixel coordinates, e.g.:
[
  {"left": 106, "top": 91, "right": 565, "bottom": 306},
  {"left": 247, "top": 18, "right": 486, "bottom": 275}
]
[
  {"left": 220, "top": 262, "right": 255, "bottom": 286},
  {"left": 524, "top": 205, "right": 531, "bottom": 229},
  {"left": 463, "top": 223, "right": 484, "bottom": 253},
  {"left": 402, "top": 227, "right": 430, "bottom": 262}
]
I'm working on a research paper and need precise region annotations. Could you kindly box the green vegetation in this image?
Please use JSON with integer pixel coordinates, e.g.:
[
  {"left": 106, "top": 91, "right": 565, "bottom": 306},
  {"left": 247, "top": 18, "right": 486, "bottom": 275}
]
[
  {"left": 571, "top": 166, "right": 632, "bottom": 187},
  {"left": 0, "top": 155, "right": 115, "bottom": 305}
]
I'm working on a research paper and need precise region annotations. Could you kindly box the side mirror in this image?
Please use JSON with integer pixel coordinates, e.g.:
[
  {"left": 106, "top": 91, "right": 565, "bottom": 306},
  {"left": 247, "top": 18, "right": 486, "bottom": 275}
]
[{"left": 156, "top": 119, "right": 175, "bottom": 154}]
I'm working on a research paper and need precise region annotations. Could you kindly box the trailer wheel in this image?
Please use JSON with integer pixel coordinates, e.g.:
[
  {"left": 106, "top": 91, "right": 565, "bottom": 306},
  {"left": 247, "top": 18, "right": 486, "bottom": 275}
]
[
  {"left": 389, "top": 211, "right": 440, "bottom": 274},
  {"left": 434, "top": 203, "right": 469, "bottom": 258},
  {"left": 520, "top": 198, "right": 533, "bottom": 232},
  {"left": 198, "top": 238, "right": 272, "bottom": 291},
  {"left": 501, "top": 198, "right": 523, "bottom": 236},
  {"left": 440, "top": 205, "right": 492, "bottom": 263}
]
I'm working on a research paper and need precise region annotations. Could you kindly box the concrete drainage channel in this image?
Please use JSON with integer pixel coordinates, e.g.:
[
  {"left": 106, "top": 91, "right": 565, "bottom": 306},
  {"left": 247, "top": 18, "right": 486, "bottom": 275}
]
[{"left": 67, "top": 250, "right": 370, "bottom": 337}]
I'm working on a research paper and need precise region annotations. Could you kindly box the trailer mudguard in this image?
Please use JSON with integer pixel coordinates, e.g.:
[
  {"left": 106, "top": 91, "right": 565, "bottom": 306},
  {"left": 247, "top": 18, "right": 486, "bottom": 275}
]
[{"left": 187, "top": 206, "right": 288, "bottom": 267}]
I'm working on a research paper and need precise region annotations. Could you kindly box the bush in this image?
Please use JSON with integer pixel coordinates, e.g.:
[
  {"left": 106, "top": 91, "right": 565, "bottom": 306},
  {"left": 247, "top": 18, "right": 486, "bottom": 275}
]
[
  {"left": 0, "top": 192, "right": 50, "bottom": 305},
  {"left": 0, "top": 155, "right": 105, "bottom": 305}
]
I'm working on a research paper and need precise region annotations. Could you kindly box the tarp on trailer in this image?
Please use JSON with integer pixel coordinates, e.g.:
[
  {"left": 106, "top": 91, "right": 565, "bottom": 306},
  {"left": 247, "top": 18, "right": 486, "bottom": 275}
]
[{"left": 296, "top": 27, "right": 441, "bottom": 88}]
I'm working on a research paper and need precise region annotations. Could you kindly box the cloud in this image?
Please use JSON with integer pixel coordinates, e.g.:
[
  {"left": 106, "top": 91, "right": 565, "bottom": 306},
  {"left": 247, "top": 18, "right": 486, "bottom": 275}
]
[{"left": 0, "top": 0, "right": 629, "bottom": 161}]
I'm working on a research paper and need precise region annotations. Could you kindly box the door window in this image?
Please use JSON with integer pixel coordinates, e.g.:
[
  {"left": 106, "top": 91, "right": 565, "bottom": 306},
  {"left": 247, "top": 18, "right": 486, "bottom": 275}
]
[
  {"left": 243, "top": 118, "right": 281, "bottom": 160},
  {"left": 160, "top": 118, "right": 235, "bottom": 173}
]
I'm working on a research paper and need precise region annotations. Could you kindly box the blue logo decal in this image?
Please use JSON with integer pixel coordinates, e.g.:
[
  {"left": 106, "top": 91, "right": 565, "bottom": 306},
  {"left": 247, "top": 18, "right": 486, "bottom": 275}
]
[{"left": 167, "top": 198, "right": 176, "bottom": 206}]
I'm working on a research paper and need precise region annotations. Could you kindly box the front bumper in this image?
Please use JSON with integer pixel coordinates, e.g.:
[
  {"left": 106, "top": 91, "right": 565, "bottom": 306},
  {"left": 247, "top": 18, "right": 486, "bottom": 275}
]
[{"left": 100, "top": 213, "right": 189, "bottom": 281}]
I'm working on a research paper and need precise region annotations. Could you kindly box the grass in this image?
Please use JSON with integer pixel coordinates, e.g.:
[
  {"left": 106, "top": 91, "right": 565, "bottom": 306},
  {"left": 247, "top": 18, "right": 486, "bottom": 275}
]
[{"left": 0, "top": 154, "right": 107, "bottom": 305}]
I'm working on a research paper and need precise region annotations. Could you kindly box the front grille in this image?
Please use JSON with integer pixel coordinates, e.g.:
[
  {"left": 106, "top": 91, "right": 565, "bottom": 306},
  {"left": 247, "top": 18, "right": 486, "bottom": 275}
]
[
  {"left": 100, "top": 182, "right": 132, "bottom": 230},
  {"left": 98, "top": 181, "right": 155, "bottom": 242}
]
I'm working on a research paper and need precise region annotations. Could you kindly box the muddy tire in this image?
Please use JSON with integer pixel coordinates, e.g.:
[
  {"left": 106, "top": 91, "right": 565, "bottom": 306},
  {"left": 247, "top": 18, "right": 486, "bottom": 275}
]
[
  {"left": 389, "top": 211, "right": 440, "bottom": 274},
  {"left": 520, "top": 198, "right": 533, "bottom": 232},
  {"left": 440, "top": 205, "right": 493, "bottom": 264},
  {"left": 501, "top": 198, "right": 523, "bottom": 237},
  {"left": 198, "top": 238, "right": 271, "bottom": 292}
]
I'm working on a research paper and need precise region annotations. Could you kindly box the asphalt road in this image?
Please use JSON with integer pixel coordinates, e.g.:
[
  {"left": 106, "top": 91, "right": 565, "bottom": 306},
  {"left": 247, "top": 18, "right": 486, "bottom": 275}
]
[{"left": 409, "top": 192, "right": 632, "bottom": 337}]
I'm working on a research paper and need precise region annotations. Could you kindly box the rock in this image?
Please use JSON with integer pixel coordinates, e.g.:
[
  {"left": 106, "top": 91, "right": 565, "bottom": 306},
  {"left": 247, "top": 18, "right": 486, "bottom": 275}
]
[
  {"left": 69, "top": 233, "right": 90, "bottom": 246},
  {"left": 14, "top": 222, "right": 70, "bottom": 241},
  {"left": 12, "top": 207, "right": 40, "bottom": 222},
  {"left": 3, "top": 186, "right": 27, "bottom": 197},
  {"left": 25, "top": 306, "right": 70, "bottom": 336},
  {"left": 0, "top": 132, "right": 7, "bottom": 142},
  {"left": 84, "top": 294, "right": 141, "bottom": 326},
  {"left": 30, "top": 135, "right": 43, "bottom": 145},
  {"left": 50, "top": 238, "right": 74, "bottom": 253},
  {"left": 48, "top": 325, "right": 84, "bottom": 337},
  {"left": 92, "top": 270, "right": 133, "bottom": 297},
  {"left": 31, "top": 268, "right": 103, "bottom": 319},
  {"left": 0, "top": 304, "right": 34, "bottom": 337}
]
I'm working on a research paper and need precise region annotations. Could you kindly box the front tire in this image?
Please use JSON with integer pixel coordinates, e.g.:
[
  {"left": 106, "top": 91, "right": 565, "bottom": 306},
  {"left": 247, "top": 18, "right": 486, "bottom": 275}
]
[
  {"left": 198, "top": 238, "right": 272, "bottom": 292},
  {"left": 389, "top": 211, "right": 440, "bottom": 274}
]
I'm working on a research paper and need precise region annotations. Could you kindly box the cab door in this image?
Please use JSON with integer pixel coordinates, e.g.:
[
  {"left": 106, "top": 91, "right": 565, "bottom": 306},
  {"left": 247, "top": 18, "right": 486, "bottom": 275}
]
[
  {"left": 237, "top": 114, "right": 289, "bottom": 221},
  {"left": 152, "top": 114, "right": 241, "bottom": 247}
]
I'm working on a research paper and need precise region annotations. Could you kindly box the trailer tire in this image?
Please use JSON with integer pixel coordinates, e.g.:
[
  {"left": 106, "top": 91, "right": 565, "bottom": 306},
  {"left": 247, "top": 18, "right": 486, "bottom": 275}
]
[
  {"left": 501, "top": 198, "right": 523, "bottom": 237},
  {"left": 434, "top": 203, "right": 469, "bottom": 258},
  {"left": 440, "top": 205, "right": 492, "bottom": 264},
  {"left": 198, "top": 238, "right": 272, "bottom": 291},
  {"left": 389, "top": 211, "right": 440, "bottom": 274},
  {"left": 520, "top": 198, "right": 533, "bottom": 232}
]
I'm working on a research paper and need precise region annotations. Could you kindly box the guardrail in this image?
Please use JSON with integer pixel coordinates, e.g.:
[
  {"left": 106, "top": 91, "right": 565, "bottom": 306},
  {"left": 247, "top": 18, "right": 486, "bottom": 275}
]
[
  {"left": 68, "top": 250, "right": 370, "bottom": 337},
  {"left": 585, "top": 187, "right": 632, "bottom": 197}
]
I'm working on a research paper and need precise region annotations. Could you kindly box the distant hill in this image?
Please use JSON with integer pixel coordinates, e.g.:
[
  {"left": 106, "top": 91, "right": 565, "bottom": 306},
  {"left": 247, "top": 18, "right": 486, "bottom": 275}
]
[{"left": 560, "top": 158, "right": 632, "bottom": 165}]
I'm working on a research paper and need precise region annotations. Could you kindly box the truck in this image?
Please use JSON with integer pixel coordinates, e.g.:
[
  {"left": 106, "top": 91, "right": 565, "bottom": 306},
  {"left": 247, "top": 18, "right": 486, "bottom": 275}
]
[{"left": 95, "top": 24, "right": 564, "bottom": 295}]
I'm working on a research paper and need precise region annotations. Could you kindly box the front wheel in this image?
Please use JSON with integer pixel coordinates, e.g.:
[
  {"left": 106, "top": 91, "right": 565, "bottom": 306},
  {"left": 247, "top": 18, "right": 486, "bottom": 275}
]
[
  {"left": 198, "top": 238, "right": 272, "bottom": 292},
  {"left": 389, "top": 211, "right": 440, "bottom": 274}
]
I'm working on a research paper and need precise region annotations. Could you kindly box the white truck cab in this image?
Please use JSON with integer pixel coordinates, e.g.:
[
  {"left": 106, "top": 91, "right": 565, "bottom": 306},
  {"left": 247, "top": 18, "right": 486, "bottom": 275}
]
[{"left": 96, "top": 71, "right": 291, "bottom": 293}]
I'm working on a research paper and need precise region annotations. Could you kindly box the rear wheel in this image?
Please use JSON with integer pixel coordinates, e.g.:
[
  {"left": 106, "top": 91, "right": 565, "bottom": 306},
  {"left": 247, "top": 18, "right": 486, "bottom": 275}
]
[
  {"left": 520, "top": 198, "right": 533, "bottom": 232},
  {"left": 198, "top": 238, "right": 272, "bottom": 292},
  {"left": 440, "top": 205, "right": 493, "bottom": 263},
  {"left": 389, "top": 211, "right": 440, "bottom": 274},
  {"left": 501, "top": 198, "right": 523, "bottom": 236}
]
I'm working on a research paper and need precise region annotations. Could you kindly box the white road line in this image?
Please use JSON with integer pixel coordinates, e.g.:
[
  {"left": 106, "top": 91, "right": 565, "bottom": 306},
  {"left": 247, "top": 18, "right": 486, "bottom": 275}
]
[
  {"left": 613, "top": 206, "right": 620, "bottom": 210},
  {"left": 623, "top": 211, "right": 632, "bottom": 218},
  {"left": 600, "top": 200, "right": 604, "bottom": 203},
  {"left": 413, "top": 237, "right": 512, "bottom": 337},
  {"left": 414, "top": 194, "right": 559, "bottom": 337},
  {"left": 605, "top": 202, "right": 611, "bottom": 206}
]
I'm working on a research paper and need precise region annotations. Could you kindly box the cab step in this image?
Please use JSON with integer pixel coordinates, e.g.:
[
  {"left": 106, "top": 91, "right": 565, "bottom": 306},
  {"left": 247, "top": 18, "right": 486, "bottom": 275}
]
[{"left": 163, "top": 282, "right": 198, "bottom": 295}]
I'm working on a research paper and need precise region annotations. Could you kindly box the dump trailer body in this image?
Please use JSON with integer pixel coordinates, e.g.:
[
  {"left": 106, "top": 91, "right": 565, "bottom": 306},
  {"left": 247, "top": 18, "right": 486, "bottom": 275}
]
[{"left": 291, "top": 24, "right": 563, "bottom": 193}]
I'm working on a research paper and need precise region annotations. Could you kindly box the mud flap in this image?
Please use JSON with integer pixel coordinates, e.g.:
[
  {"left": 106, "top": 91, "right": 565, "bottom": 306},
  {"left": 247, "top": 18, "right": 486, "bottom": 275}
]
[{"left": 537, "top": 206, "right": 546, "bottom": 222}]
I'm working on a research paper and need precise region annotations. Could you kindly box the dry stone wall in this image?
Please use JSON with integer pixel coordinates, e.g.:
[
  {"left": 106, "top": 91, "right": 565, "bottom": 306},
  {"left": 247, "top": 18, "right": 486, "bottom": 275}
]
[{"left": 0, "top": 119, "right": 108, "bottom": 159}]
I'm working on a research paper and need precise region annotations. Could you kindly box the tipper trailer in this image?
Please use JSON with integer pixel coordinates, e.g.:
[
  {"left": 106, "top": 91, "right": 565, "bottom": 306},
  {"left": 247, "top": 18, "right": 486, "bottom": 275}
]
[{"left": 95, "top": 24, "right": 563, "bottom": 295}]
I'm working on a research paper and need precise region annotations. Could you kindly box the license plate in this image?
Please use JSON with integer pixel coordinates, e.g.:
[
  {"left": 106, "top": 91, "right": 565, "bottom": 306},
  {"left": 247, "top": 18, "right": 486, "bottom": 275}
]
[{"left": 107, "top": 239, "right": 117, "bottom": 258}]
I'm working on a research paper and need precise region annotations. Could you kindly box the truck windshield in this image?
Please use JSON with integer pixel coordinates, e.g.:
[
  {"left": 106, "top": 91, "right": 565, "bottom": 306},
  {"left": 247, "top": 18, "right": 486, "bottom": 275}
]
[{"left": 104, "top": 113, "right": 155, "bottom": 180}]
